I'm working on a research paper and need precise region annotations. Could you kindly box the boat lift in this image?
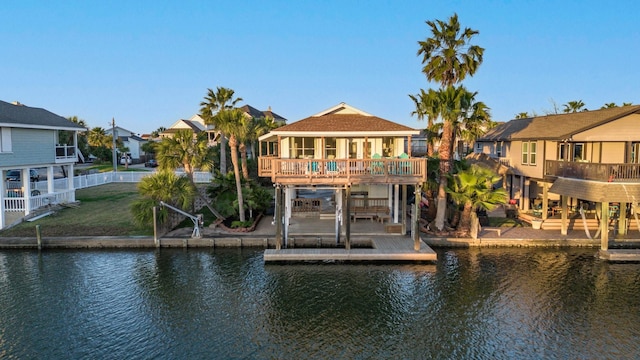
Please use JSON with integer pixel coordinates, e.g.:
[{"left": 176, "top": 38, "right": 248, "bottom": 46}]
[{"left": 159, "top": 201, "right": 203, "bottom": 238}]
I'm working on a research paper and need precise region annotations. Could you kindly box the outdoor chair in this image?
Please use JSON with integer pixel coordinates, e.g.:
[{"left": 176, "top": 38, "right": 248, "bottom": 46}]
[{"left": 371, "top": 153, "right": 384, "bottom": 175}]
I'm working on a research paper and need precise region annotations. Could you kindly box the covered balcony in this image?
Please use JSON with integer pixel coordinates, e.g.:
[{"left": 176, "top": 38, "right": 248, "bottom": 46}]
[
  {"left": 545, "top": 160, "right": 640, "bottom": 182},
  {"left": 55, "top": 144, "right": 77, "bottom": 163},
  {"left": 258, "top": 157, "right": 427, "bottom": 185}
]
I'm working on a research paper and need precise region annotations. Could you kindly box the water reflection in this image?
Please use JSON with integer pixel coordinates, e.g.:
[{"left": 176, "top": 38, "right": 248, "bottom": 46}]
[{"left": 0, "top": 248, "right": 638, "bottom": 359}]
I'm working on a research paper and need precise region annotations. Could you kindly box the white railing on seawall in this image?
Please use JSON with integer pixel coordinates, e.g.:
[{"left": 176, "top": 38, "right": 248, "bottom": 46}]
[{"left": 6, "top": 171, "right": 213, "bottom": 213}]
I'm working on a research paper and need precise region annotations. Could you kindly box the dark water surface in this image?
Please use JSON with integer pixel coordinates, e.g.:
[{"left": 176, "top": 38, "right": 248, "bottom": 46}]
[{"left": 0, "top": 248, "right": 639, "bottom": 359}]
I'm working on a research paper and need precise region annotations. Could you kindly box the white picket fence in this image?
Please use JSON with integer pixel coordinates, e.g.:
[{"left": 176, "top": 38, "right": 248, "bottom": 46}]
[{"left": 4, "top": 170, "right": 213, "bottom": 213}]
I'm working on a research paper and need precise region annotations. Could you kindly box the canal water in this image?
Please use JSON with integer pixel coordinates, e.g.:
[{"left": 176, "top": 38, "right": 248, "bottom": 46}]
[{"left": 0, "top": 248, "right": 638, "bottom": 359}]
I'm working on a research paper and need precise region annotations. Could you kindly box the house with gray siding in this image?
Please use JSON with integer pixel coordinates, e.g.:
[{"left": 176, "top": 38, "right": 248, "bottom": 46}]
[{"left": 1, "top": 100, "right": 85, "bottom": 229}]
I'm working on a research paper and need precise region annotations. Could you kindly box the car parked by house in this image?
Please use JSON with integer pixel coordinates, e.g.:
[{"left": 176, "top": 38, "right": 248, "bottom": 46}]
[
  {"left": 144, "top": 159, "right": 158, "bottom": 167},
  {"left": 5, "top": 169, "right": 39, "bottom": 182}
]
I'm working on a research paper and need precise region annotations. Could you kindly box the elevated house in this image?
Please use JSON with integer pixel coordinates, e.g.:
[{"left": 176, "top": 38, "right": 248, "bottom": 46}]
[
  {"left": 0, "top": 100, "right": 85, "bottom": 229},
  {"left": 258, "top": 103, "right": 427, "bottom": 250},
  {"left": 474, "top": 105, "right": 640, "bottom": 249}
]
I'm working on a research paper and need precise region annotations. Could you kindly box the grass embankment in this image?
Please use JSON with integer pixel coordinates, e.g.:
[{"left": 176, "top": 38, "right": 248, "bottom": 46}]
[{"left": 0, "top": 183, "right": 151, "bottom": 237}]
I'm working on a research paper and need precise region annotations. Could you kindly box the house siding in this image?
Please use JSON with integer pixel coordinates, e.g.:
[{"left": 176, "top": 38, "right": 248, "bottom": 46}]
[
  {"left": 572, "top": 114, "right": 640, "bottom": 142},
  {"left": 600, "top": 142, "right": 626, "bottom": 163},
  {"left": 512, "top": 140, "right": 543, "bottom": 179},
  {"left": 0, "top": 128, "right": 55, "bottom": 167}
]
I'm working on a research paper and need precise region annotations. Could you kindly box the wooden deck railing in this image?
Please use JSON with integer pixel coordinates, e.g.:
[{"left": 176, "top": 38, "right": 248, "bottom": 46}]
[
  {"left": 258, "top": 157, "right": 427, "bottom": 184},
  {"left": 545, "top": 160, "right": 640, "bottom": 182}
]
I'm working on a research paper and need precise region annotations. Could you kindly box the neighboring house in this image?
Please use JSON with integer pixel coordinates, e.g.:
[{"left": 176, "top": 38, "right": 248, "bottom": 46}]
[
  {"left": 474, "top": 105, "right": 640, "bottom": 248},
  {"left": 161, "top": 106, "right": 287, "bottom": 157},
  {"left": 258, "top": 102, "right": 426, "bottom": 249},
  {"left": 160, "top": 114, "right": 218, "bottom": 147},
  {"left": 105, "top": 126, "right": 145, "bottom": 161},
  {"left": 239, "top": 104, "right": 287, "bottom": 126},
  {"left": 0, "top": 100, "right": 85, "bottom": 229}
]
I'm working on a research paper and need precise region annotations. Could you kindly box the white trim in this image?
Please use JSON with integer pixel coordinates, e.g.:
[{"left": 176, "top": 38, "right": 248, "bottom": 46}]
[
  {"left": 0, "top": 123, "right": 84, "bottom": 131},
  {"left": 311, "top": 102, "right": 374, "bottom": 117}
]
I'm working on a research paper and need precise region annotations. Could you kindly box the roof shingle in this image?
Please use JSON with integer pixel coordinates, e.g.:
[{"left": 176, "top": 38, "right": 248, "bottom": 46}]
[
  {"left": 0, "top": 100, "right": 86, "bottom": 130},
  {"left": 479, "top": 105, "right": 640, "bottom": 141}
]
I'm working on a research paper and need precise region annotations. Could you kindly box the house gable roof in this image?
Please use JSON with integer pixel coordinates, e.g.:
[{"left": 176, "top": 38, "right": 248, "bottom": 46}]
[
  {"left": 0, "top": 100, "right": 86, "bottom": 131},
  {"left": 239, "top": 104, "right": 287, "bottom": 121},
  {"left": 164, "top": 119, "right": 205, "bottom": 133},
  {"left": 265, "top": 103, "right": 417, "bottom": 137},
  {"left": 479, "top": 105, "right": 640, "bottom": 141}
]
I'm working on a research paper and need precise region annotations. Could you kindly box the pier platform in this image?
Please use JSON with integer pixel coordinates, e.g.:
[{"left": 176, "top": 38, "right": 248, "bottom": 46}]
[{"left": 263, "top": 237, "right": 437, "bottom": 263}]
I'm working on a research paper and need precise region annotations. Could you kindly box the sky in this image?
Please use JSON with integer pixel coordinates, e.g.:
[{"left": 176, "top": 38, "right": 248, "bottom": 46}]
[{"left": 2, "top": 0, "right": 639, "bottom": 135}]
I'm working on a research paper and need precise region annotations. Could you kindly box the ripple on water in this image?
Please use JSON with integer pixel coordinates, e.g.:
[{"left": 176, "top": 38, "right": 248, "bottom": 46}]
[{"left": 0, "top": 248, "right": 639, "bottom": 359}]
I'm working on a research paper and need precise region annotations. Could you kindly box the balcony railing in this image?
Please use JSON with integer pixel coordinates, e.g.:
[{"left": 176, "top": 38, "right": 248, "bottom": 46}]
[
  {"left": 545, "top": 160, "right": 640, "bottom": 182},
  {"left": 55, "top": 144, "right": 77, "bottom": 162},
  {"left": 258, "top": 157, "right": 427, "bottom": 184}
]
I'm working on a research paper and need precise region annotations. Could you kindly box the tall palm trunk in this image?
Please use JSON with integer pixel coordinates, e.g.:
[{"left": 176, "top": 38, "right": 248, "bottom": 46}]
[
  {"left": 219, "top": 134, "right": 228, "bottom": 174},
  {"left": 228, "top": 135, "right": 245, "bottom": 222},
  {"left": 435, "top": 121, "right": 453, "bottom": 231},
  {"left": 458, "top": 201, "right": 473, "bottom": 233},
  {"left": 239, "top": 142, "right": 249, "bottom": 181}
]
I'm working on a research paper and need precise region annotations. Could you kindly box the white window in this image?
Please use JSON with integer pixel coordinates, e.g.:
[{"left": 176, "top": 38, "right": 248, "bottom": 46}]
[
  {"left": 529, "top": 142, "right": 537, "bottom": 165},
  {"left": 0, "top": 128, "right": 12, "bottom": 152},
  {"left": 521, "top": 142, "right": 529, "bottom": 165}
]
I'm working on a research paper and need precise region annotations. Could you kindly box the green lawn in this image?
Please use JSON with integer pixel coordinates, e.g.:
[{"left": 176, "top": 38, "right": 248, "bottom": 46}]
[{"left": 0, "top": 183, "right": 152, "bottom": 237}]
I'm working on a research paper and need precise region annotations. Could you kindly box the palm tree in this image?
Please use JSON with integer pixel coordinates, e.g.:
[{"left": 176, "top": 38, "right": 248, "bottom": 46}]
[
  {"left": 454, "top": 94, "right": 492, "bottom": 156},
  {"left": 87, "top": 127, "right": 112, "bottom": 148},
  {"left": 417, "top": 13, "right": 484, "bottom": 87},
  {"left": 446, "top": 164, "right": 507, "bottom": 233},
  {"left": 150, "top": 126, "right": 166, "bottom": 139},
  {"left": 214, "top": 108, "right": 247, "bottom": 222},
  {"left": 410, "top": 88, "right": 441, "bottom": 157},
  {"left": 515, "top": 112, "right": 530, "bottom": 119},
  {"left": 156, "top": 129, "right": 211, "bottom": 182},
  {"left": 417, "top": 13, "right": 484, "bottom": 232},
  {"left": 130, "top": 170, "right": 195, "bottom": 228},
  {"left": 431, "top": 85, "right": 467, "bottom": 230},
  {"left": 562, "top": 100, "right": 586, "bottom": 113},
  {"left": 200, "top": 87, "right": 243, "bottom": 175},
  {"left": 601, "top": 103, "right": 617, "bottom": 109},
  {"left": 156, "top": 129, "right": 224, "bottom": 220}
]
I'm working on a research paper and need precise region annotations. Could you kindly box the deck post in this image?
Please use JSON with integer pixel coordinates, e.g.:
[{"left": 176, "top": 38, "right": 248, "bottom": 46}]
[
  {"left": 413, "top": 185, "right": 421, "bottom": 251},
  {"left": 401, "top": 185, "right": 407, "bottom": 235},
  {"left": 335, "top": 188, "right": 341, "bottom": 244},
  {"left": 619, "top": 202, "right": 627, "bottom": 235},
  {"left": 601, "top": 202, "right": 609, "bottom": 250},
  {"left": 542, "top": 182, "right": 549, "bottom": 220},
  {"left": 345, "top": 185, "right": 351, "bottom": 250},
  {"left": 393, "top": 184, "right": 399, "bottom": 223},
  {"left": 275, "top": 185, "right": 282, "bottom": 250},
  {"left": 561, "top": 196, "right": 568, "bottom": 235}
]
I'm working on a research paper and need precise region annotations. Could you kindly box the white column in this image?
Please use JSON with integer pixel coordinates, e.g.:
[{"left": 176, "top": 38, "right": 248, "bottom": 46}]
[
  {"left": 47, "top": 166, "right": 55, "bottom": 194},
  {"left": 335, "top": 188, "right": 342, "bottom": 242},
  {"left": 23, "top": 169, "right": 31, "bottom": 215},
  {"left": 67, "top": 164, "right": 75, "bottom": 201},
  {"left": 0, "top": 174, "right": 5, "bottom": 229}
]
